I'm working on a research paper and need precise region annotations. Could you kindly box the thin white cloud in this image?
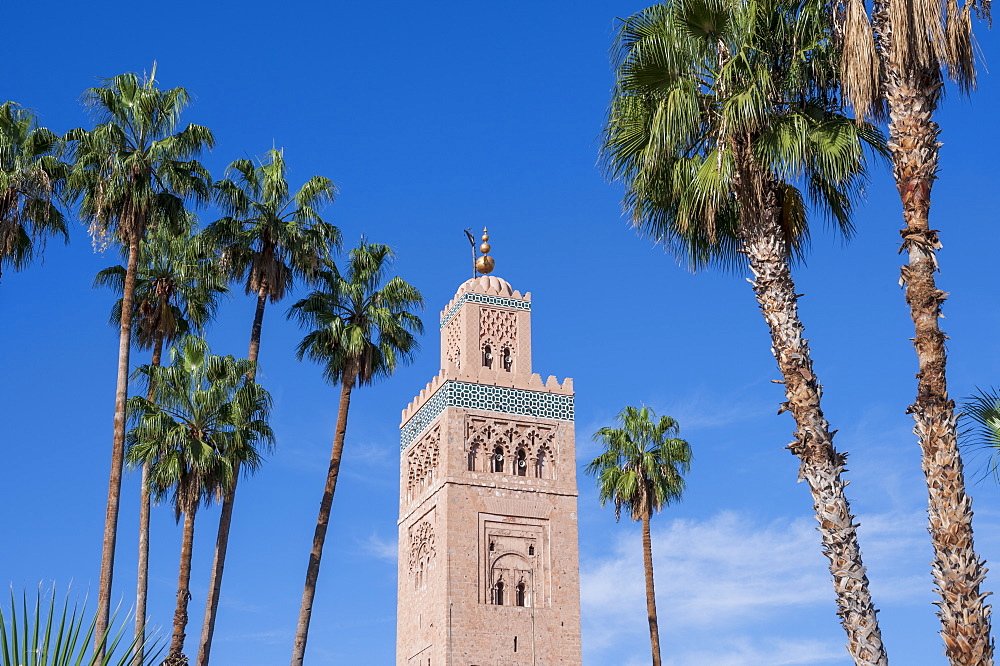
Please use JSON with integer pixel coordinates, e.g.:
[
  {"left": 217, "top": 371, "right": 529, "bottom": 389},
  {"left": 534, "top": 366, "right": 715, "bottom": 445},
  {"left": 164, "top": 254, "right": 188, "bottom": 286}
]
[
  {"left": 582, "top": 509, "right": 930, "bottom": 665},
  {"left": 362, "top": 532, "right": 398, "bottom": 563}
]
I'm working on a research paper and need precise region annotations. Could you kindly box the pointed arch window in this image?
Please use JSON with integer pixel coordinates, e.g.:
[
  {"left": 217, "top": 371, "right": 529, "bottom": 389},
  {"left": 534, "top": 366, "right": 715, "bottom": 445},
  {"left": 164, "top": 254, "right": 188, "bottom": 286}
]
[
  {"left": 493, "top": 580, "right": 505, "bottom": 605},
  {"left": 515, "top": 582, "right": 527, "bottom": 607},
  {"left": 516, "top": 448, "right": 527, "bottom": 476},
  {"left": 492, "top": 446, "right": 505, "bottom": 473},
  {"left": 535, "top": 449, "right": 547, "bottom": 479},
  {"left": 468, "top": 442, "right": 479, "bottom": 472}
]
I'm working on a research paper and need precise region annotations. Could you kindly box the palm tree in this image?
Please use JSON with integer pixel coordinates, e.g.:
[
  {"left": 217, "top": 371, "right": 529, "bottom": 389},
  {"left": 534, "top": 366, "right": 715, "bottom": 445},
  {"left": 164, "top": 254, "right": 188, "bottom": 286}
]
[
  {"left": 126, "top": 336, "right": 273, "bottom": 666},
  {"left": 836, "top": 0, "right": 994, "bottom": 659},
  {"left": 287, "top": 242, "right": 422, "bottom": 666},
  {"left": 196, "top": 149, "right": 338, "bottom": 666},
  {"left": 587, "top": 406, "right": 691, "bottom": 666},
  {"left": 601, "top": 2, "right": 888, "bottom": 663},
  {"left": 0, "top": 101, "right": 68, "bottom": 280},
  {"left": 95, "top": 218, "right": 227, "bottom": 663},
  {"left": 66, "top": 67, "right": 214, "bottom": 649}
]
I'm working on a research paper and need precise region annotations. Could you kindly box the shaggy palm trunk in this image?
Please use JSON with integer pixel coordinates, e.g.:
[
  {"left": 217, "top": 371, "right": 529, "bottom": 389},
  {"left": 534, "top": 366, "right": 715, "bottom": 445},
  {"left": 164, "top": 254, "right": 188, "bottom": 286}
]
[
  {"left": 737, "top": 169, "right": 887, "bottom": 665},
  {"left": 290, "top": 366, "right": 358, "bottom": 666},
  {"left": 883, "top": 62, "right": 993, "bottom": 665},
  {"left": 640, "top": 510, "right": 662, "bottom": 666},
  {"left": 195, "top": 288, "right": 267, "bottom": 666},
  {"left": 166, "top": 508, "right": 198, "bottom": 666},
  {"left": 135, "top": 335, "right": 165, "bottom": 666},
  {"left": 95, "top": 235, "right": 140, "bottom": 655}
]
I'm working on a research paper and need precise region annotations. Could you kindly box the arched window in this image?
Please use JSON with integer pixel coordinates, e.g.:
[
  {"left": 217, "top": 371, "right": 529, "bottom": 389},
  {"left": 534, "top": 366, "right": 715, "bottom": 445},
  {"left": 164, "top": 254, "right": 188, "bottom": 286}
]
[
  {"left": 467, "top": 442, "right": 479, "bottom": 472},
  {"left": 492, "top": 446, "right": 504, "bottom": 473},
  {"left": 482, "top": 345, "right": 493, "bottom": 368},
  {"left": 515, "top": 448, "right": 527, "bottom": 476},
  {"left": 515, "top": 582, "right": 526, "bottom": 607},
  {"left": 528, "top": 544, "right": 535, "bottom": 556},
  {"left": 535, "top": 449, "right": 547, "bottom": 479},
  {"left": 493, "top": 580, "right": 505, "bottom": 605},
  {"left": 502, "top": 347, "right": 512, "bottom": 371}
]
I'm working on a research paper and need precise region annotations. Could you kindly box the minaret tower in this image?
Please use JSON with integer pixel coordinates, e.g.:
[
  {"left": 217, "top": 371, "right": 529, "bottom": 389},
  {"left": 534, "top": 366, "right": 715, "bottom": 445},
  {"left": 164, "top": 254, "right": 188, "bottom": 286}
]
[{"left": 396, "top": 232, "right": 582, "bottom": 666}]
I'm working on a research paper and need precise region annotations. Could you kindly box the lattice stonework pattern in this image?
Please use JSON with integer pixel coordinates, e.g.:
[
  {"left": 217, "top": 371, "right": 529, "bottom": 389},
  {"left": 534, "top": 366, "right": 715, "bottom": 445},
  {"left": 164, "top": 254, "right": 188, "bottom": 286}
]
[
  {"left": 400, "top": 381, "right": 574, "bottom": 451},
  {"left": 444, "top": 311, "right": 462, "bottom": 368},
  {"left": 406, "top": 426, "right": 441, "bottom": 498},
  {"left": 440, "top": 292, "right": 531, "bottom": 328},
  {"left": 480, "top": 307, "right": 517, "bottom": 349}
]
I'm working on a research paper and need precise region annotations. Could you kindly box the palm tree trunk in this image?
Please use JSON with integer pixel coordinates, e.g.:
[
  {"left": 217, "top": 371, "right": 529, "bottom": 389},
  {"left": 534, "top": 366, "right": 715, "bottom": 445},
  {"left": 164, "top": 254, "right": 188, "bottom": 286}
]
[
  {"left": 195, "top": 288, "right": 267, "bottom": 666},
  {"left": 738, "top": 179, "right": 887, "bottom": 665},
  {"left": 135, "top": 334, "right": 165, "bottom": 666},
  {"left": 95, "top": 235, "right": 140, "bottom": 655},
  {"left": 167, "top": 509, "right": 198, "bottom": 665},
  {"left": 640, "top": 511, "right": 662, "bottom": 666},
  {"left": 882, "top": 62, "right": 993, "bottom": 666},
  {"left": 290, "top": 367, "right": 357, "bottom": 666}
]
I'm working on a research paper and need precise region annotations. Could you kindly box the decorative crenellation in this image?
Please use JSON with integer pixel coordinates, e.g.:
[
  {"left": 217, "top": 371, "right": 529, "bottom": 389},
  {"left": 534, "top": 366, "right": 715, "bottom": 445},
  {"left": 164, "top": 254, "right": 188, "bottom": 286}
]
[
  {"left": 400, "top": 380, "right": 574, "bottom": 451},
  {"left": 440, "top": 292, "right": 530, "bottom": 329},
  {"left": 406, "top": 426, "right": 441, "bottom": 499}
]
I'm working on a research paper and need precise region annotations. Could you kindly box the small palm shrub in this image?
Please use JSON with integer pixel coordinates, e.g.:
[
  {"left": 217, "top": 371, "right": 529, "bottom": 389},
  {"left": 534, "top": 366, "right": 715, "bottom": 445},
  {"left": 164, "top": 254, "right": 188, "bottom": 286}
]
[{"left": 0, "top": 587, "right": 162, "bottom": 666}]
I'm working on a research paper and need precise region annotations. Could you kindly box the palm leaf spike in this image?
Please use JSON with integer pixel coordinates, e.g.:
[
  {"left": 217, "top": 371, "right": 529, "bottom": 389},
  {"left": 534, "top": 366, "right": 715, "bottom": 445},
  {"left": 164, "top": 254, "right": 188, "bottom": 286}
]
[{"left": 0, "top": 586, "right": 163, "bottom": 666}]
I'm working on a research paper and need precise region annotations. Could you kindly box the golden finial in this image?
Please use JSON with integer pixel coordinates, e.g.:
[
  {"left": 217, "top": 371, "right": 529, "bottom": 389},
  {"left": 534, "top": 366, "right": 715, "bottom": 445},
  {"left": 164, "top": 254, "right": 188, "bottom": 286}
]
[{"left": 475, "top": 227, "right": 495, "bottom": 274}]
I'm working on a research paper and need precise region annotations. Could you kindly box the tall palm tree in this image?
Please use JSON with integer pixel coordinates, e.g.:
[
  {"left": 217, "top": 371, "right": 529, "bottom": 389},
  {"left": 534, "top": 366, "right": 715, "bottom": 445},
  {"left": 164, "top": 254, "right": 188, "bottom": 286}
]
[
  {"left": 95, "top": 219, "right": 227, "bottom": 663},
  {"left": 837, "top": 0, "right": 994, "bottom": 659},
  {"left": 586, "top": 406, "right": 691, "bottom": 666},
  {"left": 0, "top": 101, "right": 68, "bottom": 279},
  {"left": 287, "top": 242, "right": 422, "bottom": 666},
  {"left": 66, "top": 68, "right": 214, "bottom": 649},
  {"left": 196, "top": 149, "right": 338, "bottom": 666},
  {"left": 126, "top": 336, "right": 273, "bottom": 666},
  {"left": 601, "top": 1, "right": 888, "bottom": 663}
]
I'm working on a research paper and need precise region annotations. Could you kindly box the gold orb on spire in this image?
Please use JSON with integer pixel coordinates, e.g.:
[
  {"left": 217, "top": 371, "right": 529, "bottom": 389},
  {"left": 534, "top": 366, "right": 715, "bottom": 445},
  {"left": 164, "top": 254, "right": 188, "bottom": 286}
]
[{"left": 475, "top": 227, "right": 495, "bottom": 274}]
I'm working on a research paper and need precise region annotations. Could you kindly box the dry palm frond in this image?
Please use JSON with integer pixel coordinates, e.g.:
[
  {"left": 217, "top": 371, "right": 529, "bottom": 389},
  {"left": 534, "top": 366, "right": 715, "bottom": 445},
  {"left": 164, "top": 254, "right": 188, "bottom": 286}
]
[{"left": 842, "top": 0, "right": 884, "bottom": 119}]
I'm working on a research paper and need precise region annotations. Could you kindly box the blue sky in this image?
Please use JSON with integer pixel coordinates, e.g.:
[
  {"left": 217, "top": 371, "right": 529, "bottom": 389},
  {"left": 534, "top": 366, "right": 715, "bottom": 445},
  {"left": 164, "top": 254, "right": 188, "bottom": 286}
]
[{"left": 2, "top": 1, "right": 1000, "bottom": 664}]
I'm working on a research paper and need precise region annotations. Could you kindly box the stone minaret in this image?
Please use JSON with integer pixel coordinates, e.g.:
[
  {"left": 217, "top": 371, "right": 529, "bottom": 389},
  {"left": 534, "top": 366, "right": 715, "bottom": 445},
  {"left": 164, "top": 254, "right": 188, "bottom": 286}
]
[{"left": 397, "top": 273, "right": 582, "bottom": 666}]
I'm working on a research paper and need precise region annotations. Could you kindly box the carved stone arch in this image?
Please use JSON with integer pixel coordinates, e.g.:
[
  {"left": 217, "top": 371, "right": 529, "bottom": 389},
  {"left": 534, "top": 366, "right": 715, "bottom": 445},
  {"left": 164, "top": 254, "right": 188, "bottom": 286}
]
[
  {"left": 466, "top": 434, "right": 485, "bottom": 472},
  {"left": 534, "top": 442, "right": 554, "bottom": 479},
  {"left": 408, "top": 520, "right": 436, "bottom": 584}
]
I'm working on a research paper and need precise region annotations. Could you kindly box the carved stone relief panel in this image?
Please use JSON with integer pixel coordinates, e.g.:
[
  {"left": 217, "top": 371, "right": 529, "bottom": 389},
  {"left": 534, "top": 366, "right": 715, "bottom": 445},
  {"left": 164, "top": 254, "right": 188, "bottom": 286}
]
[
  {"left": 406, "top": 425, "right": 441, "bottom": 500},
  {"left": 480, "top": 517, "right": 547, "bottom": 607},
  {"left": 465, "top": 415, "right": 556, "bottom": 478},
  {"left": 408, "top": 511, "right": 436, "bottom": 590}
]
